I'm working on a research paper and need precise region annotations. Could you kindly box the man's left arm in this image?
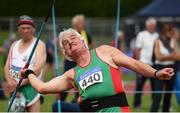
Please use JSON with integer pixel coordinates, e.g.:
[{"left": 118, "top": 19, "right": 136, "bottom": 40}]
[
  {"left": 21, "top": 41, "right": 46, "bottom": 85},
  {"left": 107, "top": 45, "right": 174, "bottom": 80},
  {"left": 32, "top": 40, "right": 46, "bottom": 75}
]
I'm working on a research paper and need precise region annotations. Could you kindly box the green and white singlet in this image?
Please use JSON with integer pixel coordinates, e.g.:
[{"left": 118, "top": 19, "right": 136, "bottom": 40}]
[
  {"left": 9, "top": 39, "right": 43, "bottom": 109},
  {"left": 74, "top": 49, "right": 130, "bottom": 112}
]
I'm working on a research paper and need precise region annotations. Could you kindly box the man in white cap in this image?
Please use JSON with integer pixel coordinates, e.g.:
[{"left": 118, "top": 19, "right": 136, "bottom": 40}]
[{"left": 4, "top": 15, "right": 46, "bottom": 112}]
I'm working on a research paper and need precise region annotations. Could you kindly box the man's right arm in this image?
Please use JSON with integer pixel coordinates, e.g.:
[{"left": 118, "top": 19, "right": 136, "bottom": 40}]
[
  {"left": 4, "top": 42, "right": 14, "bottom": 82},
  {"left": 4, "top": 42, "right": 17, "bottom": 92},
  {"left": 21, "top": 68, "right": 75, "bottom": 94}
]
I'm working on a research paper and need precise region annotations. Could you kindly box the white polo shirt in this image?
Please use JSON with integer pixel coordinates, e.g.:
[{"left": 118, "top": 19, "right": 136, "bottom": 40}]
[{"left": 136, "top": 30, "right": 159, "bottom": 65}]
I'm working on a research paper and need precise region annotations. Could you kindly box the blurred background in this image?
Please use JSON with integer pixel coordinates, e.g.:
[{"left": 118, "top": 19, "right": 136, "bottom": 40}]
[{"left": 0, "top": 0, "right": 180, "bottom": 112}]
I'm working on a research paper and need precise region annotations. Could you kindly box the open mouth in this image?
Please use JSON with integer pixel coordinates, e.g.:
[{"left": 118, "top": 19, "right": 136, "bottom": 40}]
[{"left": 69, "top": 43, "right": 77, "bottom": 50}]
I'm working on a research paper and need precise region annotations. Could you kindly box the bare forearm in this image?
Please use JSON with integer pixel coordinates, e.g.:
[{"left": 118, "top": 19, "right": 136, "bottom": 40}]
[
  {"left": 4, "top": 51, "right": 13, "bottom": 82},
  {"left": 5, "top": 74, "right": 11, "bottom": 82},
  {"left": 27, "top": 73, "right": 72, "bottom": 94},
  {"left": 156, "top": 55, "right": 173, "bottom": 61},
  {"left": 28, "top": 74, "right": 45, "bottom": 93},
  {"left": 130, "top": 59, "right": 156, "bottom": 78},
  {"left": 4, "top": 67, "right": 11, "bottom": 82}
]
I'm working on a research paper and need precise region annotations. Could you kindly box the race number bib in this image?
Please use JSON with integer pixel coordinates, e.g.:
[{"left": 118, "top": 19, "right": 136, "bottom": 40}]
[
  {"left": 10, "top": 65, "right": 22, "bottom": 82},
  {"left": 78, "top": 67, "right": 103, "bottom": 90}
]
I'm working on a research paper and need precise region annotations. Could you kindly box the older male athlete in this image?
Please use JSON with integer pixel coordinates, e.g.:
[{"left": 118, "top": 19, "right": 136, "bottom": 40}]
[{"left": 20, "top": 28, "right": 174, "bottom": 112}]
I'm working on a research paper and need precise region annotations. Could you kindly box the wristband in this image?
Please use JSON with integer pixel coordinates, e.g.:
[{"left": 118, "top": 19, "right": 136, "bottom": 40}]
[
  {"left": 154, "top": 70, "right": 159, "bottom": 80},
  {"left": 24, "top": 69, "right": 36, "bottom": 78}
]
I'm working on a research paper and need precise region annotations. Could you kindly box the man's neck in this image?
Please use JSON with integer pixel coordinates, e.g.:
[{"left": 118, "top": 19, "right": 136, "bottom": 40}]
[
  {"left": 147, "top": 30, "right": 155, "bottom": 34},
  {"left": 20, "top": 36, "right": 35, "bottom": 50},
  {"left": 18, "top": 37, "right": 35, "bottom": 53},
  {"left": 76, "top": 49, "right": 91, "bottom": 67},
  {"left": 21, "top": 36, "right": 34, "bottom": 44}
]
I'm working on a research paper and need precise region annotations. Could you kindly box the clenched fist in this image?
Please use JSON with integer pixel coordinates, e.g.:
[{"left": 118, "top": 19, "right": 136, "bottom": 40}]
[{"left": 155, "top": 68, "right": 174, "bottom": 80}]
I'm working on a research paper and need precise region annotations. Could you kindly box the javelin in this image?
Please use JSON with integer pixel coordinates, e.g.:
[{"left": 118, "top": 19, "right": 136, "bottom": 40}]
[
  {"left": 52, "top": 1, "right": 61, "bottom": 112},
  {"left": 115, "top": 0, "right": 120, "bottom": 48},
  {"left": 6, "top": 0, "right": 55, "bottom": 112}
]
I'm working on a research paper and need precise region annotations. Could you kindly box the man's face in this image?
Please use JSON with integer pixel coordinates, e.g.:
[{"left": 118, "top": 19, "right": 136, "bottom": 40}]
[
  {"left": 62, "top": 32, "right": 84, "bottom": 57},
  {"left": 18, "top": 24, "right": 35, "bottom": 40},
  {"left": 74, "top": 18, "right": 85, "bottom": 32},
  {"left": 147, "top": 22, "right": 156, "bottom": 33}
]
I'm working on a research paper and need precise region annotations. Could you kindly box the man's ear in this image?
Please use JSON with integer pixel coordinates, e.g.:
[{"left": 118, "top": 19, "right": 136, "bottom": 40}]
[{"left": 32, "top": 27, "right": 36, "bottom": 34}]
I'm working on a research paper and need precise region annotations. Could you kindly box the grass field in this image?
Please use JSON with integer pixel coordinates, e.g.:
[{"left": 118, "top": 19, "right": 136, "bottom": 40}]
[{"left": 0, "top": 31, "right": 180, "bottom": 112}]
